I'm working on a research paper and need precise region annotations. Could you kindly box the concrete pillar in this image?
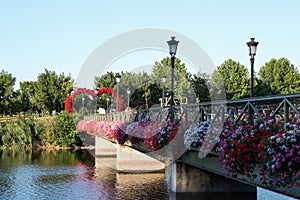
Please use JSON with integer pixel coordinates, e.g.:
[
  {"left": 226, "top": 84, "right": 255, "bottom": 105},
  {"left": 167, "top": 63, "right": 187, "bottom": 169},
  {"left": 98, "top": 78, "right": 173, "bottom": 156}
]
[
  {"left": 116, "top": 145, "right": 165, "bottom": 173},
  {"left": 95, "top": 137, "right": 117, "bottom": 169},
  {"left": 95, "top": 136, "right": 165, "bottom": 173},
  {"left": 95, "top": 137, "right": 117, "bottom": 157},
  {"left": 168, "top": 162, "right": 257, "bottom": 200}
]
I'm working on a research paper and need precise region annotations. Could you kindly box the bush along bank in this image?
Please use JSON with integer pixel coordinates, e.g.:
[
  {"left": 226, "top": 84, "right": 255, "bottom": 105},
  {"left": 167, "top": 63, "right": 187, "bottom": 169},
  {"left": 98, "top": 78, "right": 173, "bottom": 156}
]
[{"left": 0, "top": 111, "right": 82, "bottom": 150}]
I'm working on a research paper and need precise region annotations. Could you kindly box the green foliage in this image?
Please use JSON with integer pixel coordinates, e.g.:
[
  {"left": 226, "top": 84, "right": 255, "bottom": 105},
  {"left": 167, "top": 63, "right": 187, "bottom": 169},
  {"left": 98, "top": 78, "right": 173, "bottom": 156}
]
[
  {"left": 119, "top": 71, "right": 154, "bottom": 109},
  {"left": 190, "top": 72, "right": 211, "bottom": 102},
  {"left": 94, "top": 71, "right": 116, "bottom": 89},
  {"left": 54, "top": 111, "right": 81, "bottom": 146},
  {"left": 94, "top": 57, "right": 195, "bottom": 109},
  {"left": 209, "top": 70, "right": 226, "bottom": 101},
  {"left": 0, "top": 70, "right": 18, "bottom": 115},
  {"left": 33, "top": 69, "right": 74, "bottom": 114},
  {"left": 0, "top": 118, "right": 32, "bottom": 149},
  {"left": 34, "top": 118, "right": 56, "bottom": 146},
  {"left": 258, "top": 58, "right": 300, "bottom": 95},
  {"left": 0, "top": 111, "right": 81, "bottom": 149},
  {"left": 94, "top": 71, "right": 117, "bottom": 110},
  {"left": 212, "top": 59, "right": 250, "bottom": 100},
  {"left": 18, "top": 81, "right": 37, "bottom": 114},
  {"left": 152, "top": 57, "right": 195, "bottom": 102},
  {"left": 34, "top": 113, "right": 81, "bottom": 147}
]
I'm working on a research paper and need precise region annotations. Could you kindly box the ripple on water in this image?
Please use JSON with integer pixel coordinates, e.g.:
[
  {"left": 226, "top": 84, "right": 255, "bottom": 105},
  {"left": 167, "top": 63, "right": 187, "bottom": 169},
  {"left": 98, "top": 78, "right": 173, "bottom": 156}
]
[
  {"left": 0, "top": 162, "right": 115, "bottom": 200},
  {"left": 115, "top": 173, "right": 169, "bottom": 200}
]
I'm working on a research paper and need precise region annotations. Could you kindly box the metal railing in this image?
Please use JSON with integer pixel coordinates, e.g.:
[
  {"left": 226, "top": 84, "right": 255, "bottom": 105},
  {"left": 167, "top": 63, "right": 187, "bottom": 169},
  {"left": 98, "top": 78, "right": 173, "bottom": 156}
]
[{"left": 84, "top": 93, "right": 300, "bottom": 126}]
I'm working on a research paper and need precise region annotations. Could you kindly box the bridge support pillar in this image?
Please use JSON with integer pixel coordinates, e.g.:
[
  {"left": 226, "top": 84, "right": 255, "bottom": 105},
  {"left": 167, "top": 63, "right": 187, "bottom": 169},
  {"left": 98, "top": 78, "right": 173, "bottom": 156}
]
[
  {"left": 95, "top": 137, "right": 117, "bottom": 169},
  {"left": 167, "top": 161, "right": 257, "bottom": 200},
  {"left": 116, "top": 145, "right": 165, "bottom": 173},
  {"left": 95, "top": 137, "right": 165, "bottom": 173}
]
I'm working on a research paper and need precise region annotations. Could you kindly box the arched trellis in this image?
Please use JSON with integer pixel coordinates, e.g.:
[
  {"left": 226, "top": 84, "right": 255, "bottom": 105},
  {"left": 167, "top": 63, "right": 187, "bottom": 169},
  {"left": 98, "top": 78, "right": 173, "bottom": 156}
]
[
  {"left": 65, "top": 87, "right": 124, "bottom": 113},
  {"left": 97, "top": 87, "right": 124, "bottom": 112}
]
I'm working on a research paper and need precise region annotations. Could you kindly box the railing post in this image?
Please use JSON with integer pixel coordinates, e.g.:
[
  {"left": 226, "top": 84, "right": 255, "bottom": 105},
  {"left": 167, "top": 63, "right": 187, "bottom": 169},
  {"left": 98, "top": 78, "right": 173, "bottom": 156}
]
[
  {"left": 284, "top": 99, "right": 289, "bottom": 125},
  {"left": 221, "top": 105, "right": 225, "bottom": 126}
]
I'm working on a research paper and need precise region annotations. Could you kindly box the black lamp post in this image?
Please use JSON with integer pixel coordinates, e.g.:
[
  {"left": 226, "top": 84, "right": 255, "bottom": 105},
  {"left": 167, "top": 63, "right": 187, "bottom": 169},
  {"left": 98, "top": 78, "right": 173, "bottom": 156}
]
[
  {"left": 82, "top": 94, "right": 85, "bottom": 116},
  {"left": 161, "top": 75, "right": 166, "bottom": 107},
  {"left": 167, "top": 36, "right": 179, "bottom": 121},
  {"left": 115, "top": 73, "right": 121, "bottom": 111},
  {"left": 126, "top": 87, "right": 130, "bottom": 108},
  {"left": 94, "top": 90, "right": 98, "bottom": 114},
  {"left": 247, "top": 38, "right": 259, "bottom": 98},
  {"left": 106, "top": 97, "right": 110, "bottom": 113}
]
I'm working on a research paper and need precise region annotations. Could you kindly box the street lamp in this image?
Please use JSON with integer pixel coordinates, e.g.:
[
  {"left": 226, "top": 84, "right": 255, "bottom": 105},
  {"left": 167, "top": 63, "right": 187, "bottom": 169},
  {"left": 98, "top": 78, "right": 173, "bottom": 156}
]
[
  {"left": 94, "top": 90, "right": 98, "bottom": 114},
  {"left": 82, "top": 94, "right": 85, "bottom": 116},
  {"left": 115, "top": 73, "right": 121, "bottom": 111},
  {"left": 126, "top": 87, "right": 131, "bottom": 108},
  {"left": 161, "top": 75, "right": 166, "bottom": 107},
  {"left": 247, "top": 38, "right": 259, "bottom": 97},
  {"left": 106, "top": 97, "right": 110, "bottom": 113},
  {"left": 167, "top": 36, "right": 179, "bottom": 121}
]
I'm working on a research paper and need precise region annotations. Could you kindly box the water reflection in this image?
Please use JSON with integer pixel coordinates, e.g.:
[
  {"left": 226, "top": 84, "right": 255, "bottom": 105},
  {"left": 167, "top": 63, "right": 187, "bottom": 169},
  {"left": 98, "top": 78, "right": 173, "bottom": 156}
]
[
  {"left": 0, "top": 150, "right": 169, "bottom": 200},
  {"left": 115, "top": 173, "right": 169, "bottom": 200}
]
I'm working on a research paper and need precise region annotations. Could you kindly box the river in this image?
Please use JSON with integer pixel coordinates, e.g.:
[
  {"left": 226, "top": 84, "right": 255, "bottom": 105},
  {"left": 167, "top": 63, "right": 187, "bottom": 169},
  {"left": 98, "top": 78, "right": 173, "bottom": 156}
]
[{"left": 0, "top": 150, "right": 296, "bottom": 200}]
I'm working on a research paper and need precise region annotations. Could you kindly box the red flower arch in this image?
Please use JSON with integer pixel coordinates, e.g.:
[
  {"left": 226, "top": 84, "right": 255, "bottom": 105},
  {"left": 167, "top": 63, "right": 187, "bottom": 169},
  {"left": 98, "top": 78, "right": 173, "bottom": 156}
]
[
  {"left": 97, "top": 87, "right": 124, "bottom": 112},
  {"left": 64, "top": 87, "right": 124, "bottom": 113},
  {"left": 65, "top": 96, "right": 73, "bottom": 113}
]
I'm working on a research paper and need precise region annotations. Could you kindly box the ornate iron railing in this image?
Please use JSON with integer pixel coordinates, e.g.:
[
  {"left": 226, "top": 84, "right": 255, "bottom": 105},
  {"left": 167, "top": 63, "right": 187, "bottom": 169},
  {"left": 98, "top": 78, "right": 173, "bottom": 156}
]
[{"left": 84, "top": 93, "right": 300, "bottom": 126}]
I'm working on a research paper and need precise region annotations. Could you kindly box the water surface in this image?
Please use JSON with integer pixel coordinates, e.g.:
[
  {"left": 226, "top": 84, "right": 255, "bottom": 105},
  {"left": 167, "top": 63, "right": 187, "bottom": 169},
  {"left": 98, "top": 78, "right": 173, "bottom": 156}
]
[{"left": 0, "top": 150, "right": 169, "bottom": 200}]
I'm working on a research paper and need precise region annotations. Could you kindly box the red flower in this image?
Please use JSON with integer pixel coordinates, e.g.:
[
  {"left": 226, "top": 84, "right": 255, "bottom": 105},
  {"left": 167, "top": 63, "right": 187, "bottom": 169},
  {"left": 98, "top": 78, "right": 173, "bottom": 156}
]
[
  {"left": 65, "top": 96, "right": 73, "bottom": 113},
  {"left": 64, "top": 87, "right": 125, "bottom": 113}
]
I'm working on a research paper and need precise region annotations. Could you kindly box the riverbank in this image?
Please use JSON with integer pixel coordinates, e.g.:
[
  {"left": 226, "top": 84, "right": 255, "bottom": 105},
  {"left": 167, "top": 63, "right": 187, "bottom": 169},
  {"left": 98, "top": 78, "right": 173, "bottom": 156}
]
[{"left": 0, "top": 111, "right": 82, "bottom": 150}]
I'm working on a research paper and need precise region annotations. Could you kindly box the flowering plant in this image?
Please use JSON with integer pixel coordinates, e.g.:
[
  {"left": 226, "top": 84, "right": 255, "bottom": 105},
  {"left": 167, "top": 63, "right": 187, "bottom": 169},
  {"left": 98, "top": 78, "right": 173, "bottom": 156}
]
[
  {"left": 258, "top": 118, "right": 300, "bottom": 188},
  {"left": 218, "top": 116, "right": 277, "bottom": 179},
  {"left": 184, "top": 121, "right": 209, "bottom": 150},
  {"left": 143, "top": 121, "right": 179, "bottom": 150},
  {"left": 65, "top": 88, "right": 96, "bottom": 113},
  {"left": 76, "top": 117, "right": 186, "bottom": 151},
  {"left": 184, "top": 120, "right": 224, "bottom": 156},
  {"left": 77, "top": 120, "right": 123, "bottom": 139},
  {"left": 97, "top": 88, "right": 124, "bottom": 111},
  {"left": 65, "top": 87, "right": 124, "bottom": 113}
]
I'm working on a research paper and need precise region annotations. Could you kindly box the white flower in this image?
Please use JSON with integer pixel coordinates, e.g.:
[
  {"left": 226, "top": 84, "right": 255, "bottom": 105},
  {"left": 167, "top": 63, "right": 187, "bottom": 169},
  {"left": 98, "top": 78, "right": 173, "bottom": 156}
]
[
  {"left": 290, "top": 136, "right": 297, "bottom": 143},
  {"left": 276, "top": 138, "right": 281, "bottom": 143},
  {"left": 259, "top": 124, "right": 264, "bottom": 130},
  {"left": 270, "top": 136, "right": 276, "bottom": 141}
]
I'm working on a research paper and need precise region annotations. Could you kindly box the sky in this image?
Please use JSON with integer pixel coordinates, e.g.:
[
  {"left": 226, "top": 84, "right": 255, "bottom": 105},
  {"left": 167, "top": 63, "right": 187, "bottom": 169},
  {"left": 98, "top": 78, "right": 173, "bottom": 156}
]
[{"left": 1, "top": 1, "right": 300, "bottom": 88}]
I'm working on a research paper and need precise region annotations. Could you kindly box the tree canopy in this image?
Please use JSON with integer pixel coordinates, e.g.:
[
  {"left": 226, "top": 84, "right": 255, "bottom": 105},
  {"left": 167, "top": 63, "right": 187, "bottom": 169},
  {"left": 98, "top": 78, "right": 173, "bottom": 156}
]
[
  {"left": 258, "top": 58, "right": 300, "bottom": 95},
  {"left": 211, "top": 59, "right": 250, "bottom": 100},
  {"left": 0, "top": 70, "right": 17, "bottom": 115},
  {"left": 33, "top": 69, "right": 73, "bottom": 114},
  {"left": 1, "top": 56, "right": 299, "bottom": 116}
]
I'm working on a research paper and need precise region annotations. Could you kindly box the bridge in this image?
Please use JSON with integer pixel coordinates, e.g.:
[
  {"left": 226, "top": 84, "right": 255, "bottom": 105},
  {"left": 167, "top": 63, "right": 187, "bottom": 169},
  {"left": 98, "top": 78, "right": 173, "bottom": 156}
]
[{"left": 78, "top": 93, "right": 300, "bottom": 199}]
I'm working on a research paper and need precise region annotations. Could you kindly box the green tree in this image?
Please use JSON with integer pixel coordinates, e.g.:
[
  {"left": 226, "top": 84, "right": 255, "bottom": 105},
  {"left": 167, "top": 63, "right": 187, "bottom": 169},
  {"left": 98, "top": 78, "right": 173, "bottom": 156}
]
[
  {"left": 119, "top": 71, "right": 153, "bottom": 109},
  {"left": 94, "top": 71, "right": 116, "bottom": 89},
  {"left": 191, "top": 72, "right": 211, "bottom": 102},
  {"left": 258, "top": 58, "right": 300, "bottom": 95},
  {"left": 94, "top": 71, "right": 118, "bottom": 110},
  {"left": 95, "top": 71, "right": 154, "bottom": 110},
  {"left": 152, "top": 57, "right": 195, "bottom": 103},
  {"left": 0, "top": 70, "right": 17, "bottom": 115},
  {"left": 213, "top": 59, "right": 250, "bottom": 100},
  {"left": 209, "top": 70, "right": 226, "bottom": 101},
  {"left": 54, "top": 111, "right": 81, "bottom": 146},
  {"left": 34, "top": 69, "right": 73, "bottom": 114},
  {"left": 18, "top": 81, "right": 37, "bottom": 114}
]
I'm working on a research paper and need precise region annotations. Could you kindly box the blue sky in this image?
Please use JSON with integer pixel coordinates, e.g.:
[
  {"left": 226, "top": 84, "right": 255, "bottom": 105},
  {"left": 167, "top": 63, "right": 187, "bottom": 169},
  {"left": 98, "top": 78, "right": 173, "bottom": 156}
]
[{"left": 1, "top": 0, "right": 300, "bottom": 87}]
